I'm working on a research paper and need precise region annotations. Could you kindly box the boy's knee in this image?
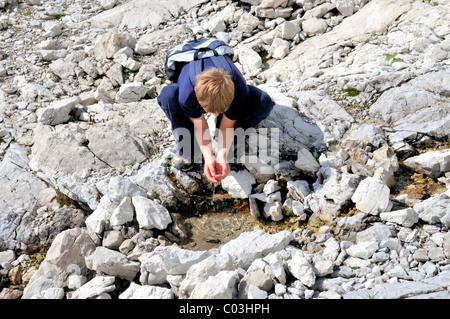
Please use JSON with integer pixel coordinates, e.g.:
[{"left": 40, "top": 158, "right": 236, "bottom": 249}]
[{"left": 157, "top": 84, "right": 179, "bottom": 106}]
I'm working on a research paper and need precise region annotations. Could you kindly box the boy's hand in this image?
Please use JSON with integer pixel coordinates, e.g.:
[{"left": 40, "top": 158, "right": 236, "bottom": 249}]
[
  {"left": 204, "top": 156, "right": 220, "bottom": 185},
  {"left": 214, "top": 156, "right": 230, "bottom": 182},
  {"left": 203, "top": 155, "right": 230, "bottom": 185}
]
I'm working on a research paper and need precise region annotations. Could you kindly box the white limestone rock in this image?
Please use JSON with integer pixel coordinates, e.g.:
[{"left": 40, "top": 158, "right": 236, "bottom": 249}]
[
  {"left": 179, "top": 253, "right": 236, "bottom": 297},
  {"left": 116, "top": 82, "right": 149, "bottom": 103},
  {"left": 139, "top": 246, "right": 211, "bottom": 285},
  {"left": 238, "top": 46, "right": 262, "bottom": 75},
  {"left": 380, "top": 208, "right": 419, "bottom": 228},
  {"left": 219, "top": 230, "right": 293, "bottom": 269},
  {"left": 221, "top": 169, "right": 256, "bottom": 199},
  {"left": 413, "top": 190, "right": 450, "bottom": 230},
  {"left": 119, "top": 282, "right": 174, "bottom": 299},
  {"left": 302, "top": 18, "right": 328, "bottom": 36},
  {"left": 110, "top": 197, "right": 134, "bottom": 226},
  {"left": 351, "top": 177, "right": 391, "bottom": 215},
  {"left": 295, "top": 148, "right": 320, "bottom": 177},
  {"left": 132, "top": 196, "right": 172, "bottom": 230},
  {"left": 402, "top": 149, "right": 450, "bottom": 178},
  {"left": 189, "top": 270, "right": 239, "bottom": 299},
  {"left": 346, "top": 241, "right": 378, "bottom": 260},
  {"left": 85, "top": 247, "right": 140, "bottom": 281},
  {"left": 286, "top": 250, "right": 316, "bottom": 287},
  {"left": 36, "top": 96, "right": 80, "bottom": 126},
  {"left": 336, "top": 0, "right": 355, "bottom": 17},
  {"left": 70, "top": 276, "right": 116, "bottom": 299}
]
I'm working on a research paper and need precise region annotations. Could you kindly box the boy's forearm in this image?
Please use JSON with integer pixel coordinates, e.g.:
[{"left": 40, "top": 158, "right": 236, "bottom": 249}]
[
  {"left": 217, "top": 126, "right": 234, "bottom": 160},
  {"left": 217, "top": 115, "right": 236, "bottom": 161},
  {"left": 192, "top": 116, "right": 214, "bottom": 160}
]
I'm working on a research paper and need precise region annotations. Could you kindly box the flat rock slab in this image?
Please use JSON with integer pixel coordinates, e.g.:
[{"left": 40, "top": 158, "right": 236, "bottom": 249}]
[
  {"left": 261, "top": 0, "right": 413, "bottom": 81},
  {"left": 219, "top": 229, "right": 293, "bottom": 269}
]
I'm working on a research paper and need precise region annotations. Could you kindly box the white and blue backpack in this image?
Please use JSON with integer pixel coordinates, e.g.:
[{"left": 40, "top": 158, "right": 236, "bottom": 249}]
[{"left": 164, "top": 38, "right": 235, "bottom": 85}]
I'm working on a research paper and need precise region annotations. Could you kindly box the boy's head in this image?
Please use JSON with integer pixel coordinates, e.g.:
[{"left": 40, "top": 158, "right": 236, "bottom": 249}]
[{"left": 194, "top": 68, "right": 235, "bottom": 115}]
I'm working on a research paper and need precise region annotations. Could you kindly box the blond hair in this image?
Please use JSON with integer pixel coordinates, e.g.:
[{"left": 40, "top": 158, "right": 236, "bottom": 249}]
[{"left": 194, "top": 68, "right": 235, "bottom": 114}]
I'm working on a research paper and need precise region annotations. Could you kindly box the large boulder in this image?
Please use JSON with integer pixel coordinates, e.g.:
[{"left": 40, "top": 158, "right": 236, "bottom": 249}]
[
  {"left": 22, "top": 228, "right": 97, "bottom": 299},
  {"left": 0, "top": 144, "right": 57, "bottom": 250}
]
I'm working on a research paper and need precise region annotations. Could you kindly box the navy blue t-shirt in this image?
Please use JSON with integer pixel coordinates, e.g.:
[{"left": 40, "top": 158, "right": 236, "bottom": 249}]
[{"left": 177, "top": 56, "right": 249, "bottom": 120}]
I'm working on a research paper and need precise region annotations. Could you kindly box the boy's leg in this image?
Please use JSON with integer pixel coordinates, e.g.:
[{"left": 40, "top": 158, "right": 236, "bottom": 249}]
[
  {"left": 235, "top": 85, "right": 274, "bottom": 130},
  {"left": 157, "top": 84, "right": 197, "bottom": 164}
]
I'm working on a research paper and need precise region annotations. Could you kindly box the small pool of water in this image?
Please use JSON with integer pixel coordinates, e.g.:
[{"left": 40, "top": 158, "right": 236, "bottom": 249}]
[{"left": 172, "top": 190, "right": 301, "bottom": 251}]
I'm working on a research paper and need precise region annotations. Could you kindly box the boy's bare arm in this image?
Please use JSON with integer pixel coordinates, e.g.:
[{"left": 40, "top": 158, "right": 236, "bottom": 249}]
[
  {"left": 190, "top": 116, "right": 219, "bottom": 183},
  {"left": 217, "top": 114, "right": 236, "bottom": 161},
  {"left": 190, "top": 115, "right": 214, "bottom": 160}
]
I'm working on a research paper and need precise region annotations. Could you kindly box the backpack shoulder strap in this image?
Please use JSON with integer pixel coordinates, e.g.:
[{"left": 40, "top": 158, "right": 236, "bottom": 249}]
[
  {"left": 188, "top": 59, "right": 203, "bottom": 87},
  {"left": 210, "top": 56, "right": 233, "bottom": 76},
  {"left": 188, "top": 55, "right": 234, "bottom": 87}
]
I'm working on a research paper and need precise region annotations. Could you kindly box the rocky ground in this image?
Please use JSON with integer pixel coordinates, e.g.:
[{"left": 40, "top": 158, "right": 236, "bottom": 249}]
[{"left": 0, "top": 0, "right": 449, "bottom": 300}]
